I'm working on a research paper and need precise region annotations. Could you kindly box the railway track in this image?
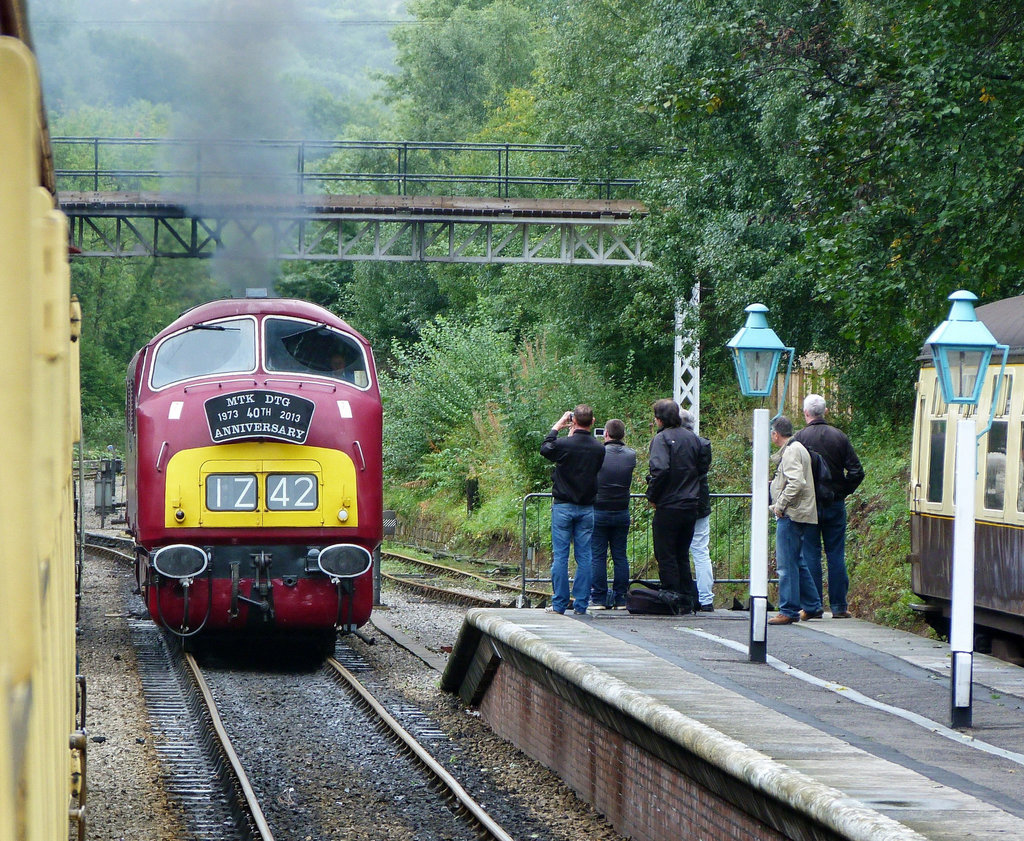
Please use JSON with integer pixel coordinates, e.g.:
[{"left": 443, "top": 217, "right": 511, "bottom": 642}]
[
  {"left": 325, "top": 654, "right": 517, "bottom": 841},
  {"left": 179, "top": 644, "right": 520, "bottom": 840},
  {"left": 382, "top": 548, "right": 550, "bottom": 608},
  {"left": 83, "top": 535, "right": 525, "bottom": 839}
]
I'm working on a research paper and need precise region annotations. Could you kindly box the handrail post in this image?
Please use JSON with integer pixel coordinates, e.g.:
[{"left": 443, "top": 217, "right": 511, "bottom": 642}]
[
  {"left": 399, "top": 142, "right": 407, "bottom": 196},
  {"left": 520, "top": 493, "right": 531, "bottom": 606},
  {"left": 93, "top": 137, "right": 99, "bottom": 191},
  {"left": 502, "top": 144, "right": 509, "bottom": 198}
]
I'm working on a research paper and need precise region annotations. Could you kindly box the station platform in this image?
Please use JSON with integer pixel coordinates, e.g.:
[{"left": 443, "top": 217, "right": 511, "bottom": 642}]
[{"left": 441, "top": 608, "right": 1024, "bottom": 841}]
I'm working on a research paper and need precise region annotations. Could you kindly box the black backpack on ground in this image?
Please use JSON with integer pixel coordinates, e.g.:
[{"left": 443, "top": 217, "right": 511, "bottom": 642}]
[{"left": 625, "top": 580, "right": 694, "bottom": 616}]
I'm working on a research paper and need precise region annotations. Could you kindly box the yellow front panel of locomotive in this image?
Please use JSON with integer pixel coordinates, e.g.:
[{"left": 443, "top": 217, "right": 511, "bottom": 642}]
[{"left": 165, "top": 442, "right": 358, "bottom": 528}]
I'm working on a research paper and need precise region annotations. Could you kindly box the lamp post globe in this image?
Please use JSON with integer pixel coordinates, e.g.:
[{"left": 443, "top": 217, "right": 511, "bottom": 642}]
[
  {"left": 726, "top": 303, "right": 788, "bottom": 398},
  {"left": 925, "top": 290, "right": 999, "bottom": 405}
]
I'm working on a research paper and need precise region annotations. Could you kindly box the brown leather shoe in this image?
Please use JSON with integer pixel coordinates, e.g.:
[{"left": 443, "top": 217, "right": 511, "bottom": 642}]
[
  {"left": 768, "top": 614, "right": 797, "bottom": 625},
  {"left": 831, "top": 611, "right": 852, "bottom": 619},
  {"left": 799, "top": 609, "right": 824, "bottom": 621}
]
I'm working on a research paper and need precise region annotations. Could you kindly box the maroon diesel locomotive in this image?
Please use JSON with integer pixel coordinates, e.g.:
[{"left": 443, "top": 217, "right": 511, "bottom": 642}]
[{"left": 125, "top": 295, "right": 382, "bottom": 651}]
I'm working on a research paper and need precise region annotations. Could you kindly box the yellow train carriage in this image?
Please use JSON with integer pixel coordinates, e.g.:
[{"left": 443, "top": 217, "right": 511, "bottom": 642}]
[
  {"left": 910, "top": 296, "right": 1024, "bottom": 658},
  {"left": 0, "top": 25, "right": 84, "bottom": 841}
]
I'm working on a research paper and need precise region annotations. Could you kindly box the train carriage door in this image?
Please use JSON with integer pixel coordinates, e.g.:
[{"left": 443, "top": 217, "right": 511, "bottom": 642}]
[
  {"left": 912, "top": 381, "right": 926, "bottom": 512},
  {"left": 924, "top": 370, "right": 951, "bottom": 510}
]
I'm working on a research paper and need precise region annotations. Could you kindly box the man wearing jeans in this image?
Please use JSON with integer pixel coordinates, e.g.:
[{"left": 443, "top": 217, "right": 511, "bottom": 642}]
[
  {"left": 767, "top": 415, "right": 823, "bottom": 625},
  {"left": 590, "top": 419, "right": 636, "bottom": 609},
  {"left": 680, "top": 409, "right": 714, "bottom": 611},
  {"left": 792, "top": 394, "right": 864, "bottom": 618},
  {"left": 540, "top": 405, "right": 606, "bottom": 615}
]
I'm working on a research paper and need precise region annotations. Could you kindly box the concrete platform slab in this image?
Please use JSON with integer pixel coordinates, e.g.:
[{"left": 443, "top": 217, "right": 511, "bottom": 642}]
[{"left": 443, "top": 608, "right": 1024, "bottom": 841}]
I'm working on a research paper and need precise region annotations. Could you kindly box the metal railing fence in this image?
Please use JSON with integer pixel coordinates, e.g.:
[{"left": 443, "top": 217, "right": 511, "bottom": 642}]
[
  {"left": 387, "top": 490, "right": 779, "bottom": 608},
  {"left": 52, "top": 137, "right": 641, "bottom": 200},
  {"left": 520, "top": 492, "right": 778, "bottom": 605}
]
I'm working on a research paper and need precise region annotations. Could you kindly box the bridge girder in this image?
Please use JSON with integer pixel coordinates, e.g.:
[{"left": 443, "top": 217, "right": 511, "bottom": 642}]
[
  {"left": 66, "top": 213, "right": 648, "bottom": 265},
  {"left": 60, "top": 192, "right": 649, "bottom": 266}
]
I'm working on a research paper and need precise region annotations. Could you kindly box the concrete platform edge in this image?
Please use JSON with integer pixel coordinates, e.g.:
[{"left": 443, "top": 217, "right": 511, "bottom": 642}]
[{"left": 454, "top": 608, "right": 928, "bottom": 841}]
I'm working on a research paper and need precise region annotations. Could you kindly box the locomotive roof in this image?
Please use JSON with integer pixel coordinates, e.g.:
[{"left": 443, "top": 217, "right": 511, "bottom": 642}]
[
  {"left": 156, "top": 297, "right": 366, "bottom": 345},
  {"left": 919, "top": 293, "right": 1024, "bottom": 363}
]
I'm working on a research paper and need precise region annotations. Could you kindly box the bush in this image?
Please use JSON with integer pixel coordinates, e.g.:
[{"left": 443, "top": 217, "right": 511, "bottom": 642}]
[{"left": 82, "top": 411, "right": 125, "bottom": 459}]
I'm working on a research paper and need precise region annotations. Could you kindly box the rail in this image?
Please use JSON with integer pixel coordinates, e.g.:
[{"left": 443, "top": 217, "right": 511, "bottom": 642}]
[
  {"left": 381, "top": 549, "right": 550, "bottom": 608},
  {"left": 183, "top": 654, "right": 276, "bottom": 841},
  {"left": 52, "top": 137, "right": 641, "bottom": 200},
  {"left": 326, "top": 656, "right": 518, "bottom": 841}
]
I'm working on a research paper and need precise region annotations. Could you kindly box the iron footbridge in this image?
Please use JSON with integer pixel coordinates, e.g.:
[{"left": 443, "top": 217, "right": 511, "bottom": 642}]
[
  {"left": 55, "top": 137, "right": 651, "bottom": 265},
  {"left": 60, "top": 191, "right": 648, "bottom": 265}
]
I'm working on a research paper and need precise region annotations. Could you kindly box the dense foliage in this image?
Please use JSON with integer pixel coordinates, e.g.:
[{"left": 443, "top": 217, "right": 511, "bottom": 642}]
[
  {"left": 35, "top": 0, "right": 1024, "bottom": 623},
  {"left": 529, "top": 0, "right": 1024, "bottom": 419}
]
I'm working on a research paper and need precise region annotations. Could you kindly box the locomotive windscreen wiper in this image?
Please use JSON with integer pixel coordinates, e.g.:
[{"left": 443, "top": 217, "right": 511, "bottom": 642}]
[
  {"left": 282, "top": 324, "right": 329, "bottom": 340},
  {"left": 188, "top": 323, "right": 238, "bottom": 331}
]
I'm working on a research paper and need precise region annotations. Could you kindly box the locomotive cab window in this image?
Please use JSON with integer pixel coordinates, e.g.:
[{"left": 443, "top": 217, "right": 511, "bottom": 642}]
[
  {"left": 151, "top": 317, "right": 257, "bottom": 388},
  {"left": 264, "top": 318, "right": 369, "bottom": 387}
]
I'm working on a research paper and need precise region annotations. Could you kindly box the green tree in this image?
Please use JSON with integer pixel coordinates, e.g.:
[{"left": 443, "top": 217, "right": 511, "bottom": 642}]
[
  {"left": 72, "top": 258, "right": 227, "bottom": 446},
  {"left": 385, "top": 0, "right": 543, "bottom": 140}
]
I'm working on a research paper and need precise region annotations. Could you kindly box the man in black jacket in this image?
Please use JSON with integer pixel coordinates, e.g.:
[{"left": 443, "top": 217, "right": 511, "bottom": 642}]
[
  {"left": 590, "top": 419, "right": 636, "bottom": 609},
  {"left": 645, "top": 399, "right": 707, "bottom": 611},
  {"left": 792, "top": 394, "right": 865, "bottom": 618},
  {"left": 540, "top": 404, "right": 606, "bottom": 615}
]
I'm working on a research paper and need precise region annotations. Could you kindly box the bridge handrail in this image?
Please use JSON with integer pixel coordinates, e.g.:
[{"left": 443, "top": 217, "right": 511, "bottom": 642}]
[
  {"left": 51, "top": 136, "right": 663, "bottom": 154},
  {"left": 52, "top": 136, "right": 645, "bottom": 199}
]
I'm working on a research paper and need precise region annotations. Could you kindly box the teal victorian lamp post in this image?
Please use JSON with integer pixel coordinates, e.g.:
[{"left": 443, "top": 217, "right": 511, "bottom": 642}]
[
  {"left": 727, "top": 304, "right": 794, "bottom": 663},
  {"left": 924, "top": 290, "right": 1007, "bottom": 728}
]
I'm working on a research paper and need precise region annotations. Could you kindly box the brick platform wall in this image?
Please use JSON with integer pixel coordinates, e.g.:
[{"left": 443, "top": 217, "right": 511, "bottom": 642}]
[{"left": 479, "top": 662, "right": 790, "bottom": 841}]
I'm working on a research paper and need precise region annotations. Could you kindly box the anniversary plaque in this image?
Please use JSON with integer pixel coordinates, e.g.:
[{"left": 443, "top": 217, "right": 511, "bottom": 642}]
[{"left": 204, "top": 390, "right": 315, "bottom": 444}]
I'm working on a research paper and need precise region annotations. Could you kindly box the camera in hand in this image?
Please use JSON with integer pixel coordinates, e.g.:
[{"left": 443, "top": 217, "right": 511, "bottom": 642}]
[{"left": 593, "top": 427, "right": 605, "bottom": 437}]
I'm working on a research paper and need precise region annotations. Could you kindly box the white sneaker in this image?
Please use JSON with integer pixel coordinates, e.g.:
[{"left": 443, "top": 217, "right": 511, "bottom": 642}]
[
  {"left": 591, "top": 603, "right": 610, "bottom": 610},
  {"left": 544, "top": 605, "right": 564, "bottom": 614}
]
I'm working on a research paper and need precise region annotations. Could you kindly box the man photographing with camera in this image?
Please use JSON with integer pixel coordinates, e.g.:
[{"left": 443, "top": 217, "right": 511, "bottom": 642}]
[{"left": 540, "top": 404, "right": 606, "bottom": 615}]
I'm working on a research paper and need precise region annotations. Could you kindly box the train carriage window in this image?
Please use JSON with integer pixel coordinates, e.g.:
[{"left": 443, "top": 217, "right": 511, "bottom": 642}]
[
  {"left": 151, "top": 317, "right": 256, "bottom": 388},
  {"left": 1018, "top": 424, "right": 1024, "bottom": 514},
  {"left": 1000, "top": 374, "right": 1013, "bottom": 416},
  {"left": 927, "top": 420, "right": 946, "bottom": 503},
  {"left": 264, "top": 318, "right": 369, "bottom": 387},
  {"left": 983, "top": 421, "right": 1008, "bottom": 510}
]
